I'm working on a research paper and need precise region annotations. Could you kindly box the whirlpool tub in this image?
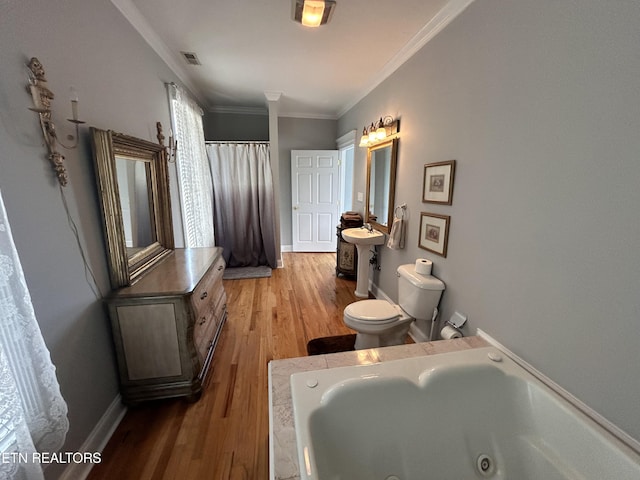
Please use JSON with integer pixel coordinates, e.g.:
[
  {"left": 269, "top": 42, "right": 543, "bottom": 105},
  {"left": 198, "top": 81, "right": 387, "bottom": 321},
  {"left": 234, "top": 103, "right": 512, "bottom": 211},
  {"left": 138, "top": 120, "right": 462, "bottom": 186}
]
[{"left": 290, "top": 346, "right": 640, "bottom": 480}]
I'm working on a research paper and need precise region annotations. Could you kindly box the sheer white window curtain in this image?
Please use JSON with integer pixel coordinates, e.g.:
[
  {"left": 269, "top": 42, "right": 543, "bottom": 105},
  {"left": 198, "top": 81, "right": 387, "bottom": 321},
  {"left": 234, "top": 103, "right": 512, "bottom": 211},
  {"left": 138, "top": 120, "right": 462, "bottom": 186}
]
[
  {"left": 168, "top": 83, "right": 215, "bottom": 248},
  {"left": 0, "top": 189, "right": 69, "bottom": 480}
]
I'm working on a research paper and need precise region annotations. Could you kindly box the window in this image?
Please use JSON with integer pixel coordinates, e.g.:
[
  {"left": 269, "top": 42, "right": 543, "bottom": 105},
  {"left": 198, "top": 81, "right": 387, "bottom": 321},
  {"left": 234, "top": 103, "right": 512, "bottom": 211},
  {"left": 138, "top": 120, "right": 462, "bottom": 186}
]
[{"left": 168, "top": 83, "right": 215, "bottom": 248}]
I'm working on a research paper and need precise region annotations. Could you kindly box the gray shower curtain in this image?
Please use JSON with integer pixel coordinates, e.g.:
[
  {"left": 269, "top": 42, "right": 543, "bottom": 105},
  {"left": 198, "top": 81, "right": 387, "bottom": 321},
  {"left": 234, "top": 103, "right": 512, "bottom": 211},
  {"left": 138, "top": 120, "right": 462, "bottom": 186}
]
[{"left": 206, "top": 142, "right": 277, "bottom": 268}]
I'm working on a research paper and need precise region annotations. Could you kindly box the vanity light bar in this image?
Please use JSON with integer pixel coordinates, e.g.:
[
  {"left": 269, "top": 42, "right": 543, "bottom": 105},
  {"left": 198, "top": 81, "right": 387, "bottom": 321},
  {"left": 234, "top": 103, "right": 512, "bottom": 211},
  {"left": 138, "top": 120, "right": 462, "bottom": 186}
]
[{"left": 359, "top": 116, "right": 399, "bottom": 147}]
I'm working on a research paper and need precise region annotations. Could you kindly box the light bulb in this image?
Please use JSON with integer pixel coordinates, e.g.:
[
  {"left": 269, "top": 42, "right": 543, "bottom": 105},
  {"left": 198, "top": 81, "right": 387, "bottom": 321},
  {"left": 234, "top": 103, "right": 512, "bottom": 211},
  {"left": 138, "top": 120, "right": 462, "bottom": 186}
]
[
  {"left": 359, "top": 127, "right": 369, "bottom": 147},
  {"left": 368, "top": 123, "right": 377, "bottom": 143},
  {"left": 301, "top": 0, "right": 324, "bottom": 27}
]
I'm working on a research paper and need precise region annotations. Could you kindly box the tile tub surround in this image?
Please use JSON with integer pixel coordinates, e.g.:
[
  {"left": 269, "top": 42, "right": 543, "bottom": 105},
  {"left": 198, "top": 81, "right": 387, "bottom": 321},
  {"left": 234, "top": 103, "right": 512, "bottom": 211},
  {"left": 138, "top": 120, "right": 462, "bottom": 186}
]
[{"left": 268, "top": 336, "right": 488, "bottom": 480}]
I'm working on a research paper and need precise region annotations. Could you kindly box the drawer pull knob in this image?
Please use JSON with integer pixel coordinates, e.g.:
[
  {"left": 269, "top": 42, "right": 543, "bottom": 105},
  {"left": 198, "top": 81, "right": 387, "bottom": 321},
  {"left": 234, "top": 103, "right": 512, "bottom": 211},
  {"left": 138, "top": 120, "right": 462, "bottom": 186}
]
[
  {"left": 199, "top": 317, "right": 206, "bottom": 326},
  {"left": 200, "top": 291, "right": 208, "bottom": 300},
  {"left": 218, "top": 265, "right": 223, "bottom": 271}
]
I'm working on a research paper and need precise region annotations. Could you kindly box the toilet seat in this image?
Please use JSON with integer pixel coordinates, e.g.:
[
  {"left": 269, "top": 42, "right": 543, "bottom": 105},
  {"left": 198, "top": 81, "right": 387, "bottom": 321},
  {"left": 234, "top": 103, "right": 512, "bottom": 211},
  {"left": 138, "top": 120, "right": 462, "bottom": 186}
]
[{"left": 343, "top": 300, "right": 406, "bottom": 325}]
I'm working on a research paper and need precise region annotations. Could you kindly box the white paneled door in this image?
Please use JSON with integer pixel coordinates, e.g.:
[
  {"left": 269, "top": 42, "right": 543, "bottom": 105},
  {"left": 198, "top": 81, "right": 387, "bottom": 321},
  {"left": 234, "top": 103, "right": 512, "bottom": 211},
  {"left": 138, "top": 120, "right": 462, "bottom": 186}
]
[{"left": 291, "top": 150, "right": 339, "bottom": 252}]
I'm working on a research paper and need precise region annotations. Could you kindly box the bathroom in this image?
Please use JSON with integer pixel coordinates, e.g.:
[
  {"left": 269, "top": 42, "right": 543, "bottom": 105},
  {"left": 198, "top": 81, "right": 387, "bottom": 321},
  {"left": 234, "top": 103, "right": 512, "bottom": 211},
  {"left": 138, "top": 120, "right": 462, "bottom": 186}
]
[{"left": 1, "top": 0, "right": 640, "bottom": 479}]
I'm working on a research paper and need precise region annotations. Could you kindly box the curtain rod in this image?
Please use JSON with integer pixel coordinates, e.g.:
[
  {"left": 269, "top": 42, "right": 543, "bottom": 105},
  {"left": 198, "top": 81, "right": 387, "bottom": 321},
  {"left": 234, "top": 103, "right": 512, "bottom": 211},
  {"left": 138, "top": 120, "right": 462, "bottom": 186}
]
[{"left": 205, "top": 141, "right": 270, "bottom": 145}]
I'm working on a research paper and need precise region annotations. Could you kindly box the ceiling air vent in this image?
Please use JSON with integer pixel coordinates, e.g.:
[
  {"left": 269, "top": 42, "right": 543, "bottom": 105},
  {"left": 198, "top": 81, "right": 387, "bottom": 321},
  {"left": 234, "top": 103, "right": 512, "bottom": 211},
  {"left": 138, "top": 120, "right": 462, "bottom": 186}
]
[{"left": 181, "top": 51, "right": 201, "bottom": 66}]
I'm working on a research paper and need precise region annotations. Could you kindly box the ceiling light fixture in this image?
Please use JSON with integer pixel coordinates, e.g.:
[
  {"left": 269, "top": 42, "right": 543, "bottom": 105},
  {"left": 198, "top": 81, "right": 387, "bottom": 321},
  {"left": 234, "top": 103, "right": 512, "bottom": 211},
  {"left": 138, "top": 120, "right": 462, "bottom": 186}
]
[{"left": 293, "top": 0, "right": 336, "bottom": 28}]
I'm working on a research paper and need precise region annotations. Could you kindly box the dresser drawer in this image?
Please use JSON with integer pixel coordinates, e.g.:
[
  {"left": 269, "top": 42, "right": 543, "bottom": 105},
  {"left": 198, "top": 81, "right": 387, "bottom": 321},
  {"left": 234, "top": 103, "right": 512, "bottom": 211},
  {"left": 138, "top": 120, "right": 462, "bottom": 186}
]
[
  {"left": 194, "top": 283, "right": 226, "bottom": 349},
  {"left": 191, "top": 256, "right": 225, "bottom": 314},
  {"left": 194, "top": 303, "right": 216, "bottom": 363}
]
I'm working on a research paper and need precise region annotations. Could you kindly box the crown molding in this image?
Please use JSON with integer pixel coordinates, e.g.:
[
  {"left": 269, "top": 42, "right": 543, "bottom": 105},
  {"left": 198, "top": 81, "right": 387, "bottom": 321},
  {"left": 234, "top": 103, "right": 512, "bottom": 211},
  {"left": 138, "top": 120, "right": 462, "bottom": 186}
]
[
  {"left": 278, "top": 111, "right": 338, "bottom": 120},
  {"left": 337, "top": 0, "right": 476, "bottom": 118},
  {"left": 110, "top": 0, "right": 207, "bottom": 107},
  {"left": 264, "top": 91, "right": 283, "bottom": 102},
  {"left": 207, "top": 106, "right": 337, "bottom": 120},
  {"left": 209, "top": 105, "right": 268, "bottom": 115}
]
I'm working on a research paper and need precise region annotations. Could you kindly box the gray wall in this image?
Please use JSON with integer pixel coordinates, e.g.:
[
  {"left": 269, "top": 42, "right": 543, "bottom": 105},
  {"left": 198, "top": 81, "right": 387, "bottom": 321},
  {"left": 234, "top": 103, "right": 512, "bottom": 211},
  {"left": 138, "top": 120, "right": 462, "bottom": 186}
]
[
  {"left": 203, "top": 111, "right": 269, "bottom": 141},
  {"left": 278, "top": 117, "right": 337, "bottom": 247},
  {"left": 0, "top": 1, "right": 186, "bottom": 477},
  {"left": 339, "top": 0, "right": 640, "bottom": 442}
]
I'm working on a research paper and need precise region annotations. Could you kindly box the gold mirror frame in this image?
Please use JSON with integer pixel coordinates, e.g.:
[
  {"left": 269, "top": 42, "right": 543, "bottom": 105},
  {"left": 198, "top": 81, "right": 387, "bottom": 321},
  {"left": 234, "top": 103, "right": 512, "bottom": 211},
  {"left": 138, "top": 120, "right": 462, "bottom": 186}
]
[
  {"left": 365, "top": 138, "right": 398, "bottom": 234},
  {"left": 91, "top": 128, "right": 174, "bottom": 288}
]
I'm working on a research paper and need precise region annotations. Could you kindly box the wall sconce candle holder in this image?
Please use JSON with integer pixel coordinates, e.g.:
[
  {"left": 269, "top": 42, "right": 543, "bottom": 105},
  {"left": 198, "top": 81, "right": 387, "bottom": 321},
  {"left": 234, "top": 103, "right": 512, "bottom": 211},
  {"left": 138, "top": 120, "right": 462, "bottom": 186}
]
[
  {"left": 156, "top": 122, "right": 178, "bottom": 163},
  {"left": 358, "top": 115, "right": 399, "bottom": 148},
  {"left": 26, "top": 57, "right": 85, "bottom": 187}
]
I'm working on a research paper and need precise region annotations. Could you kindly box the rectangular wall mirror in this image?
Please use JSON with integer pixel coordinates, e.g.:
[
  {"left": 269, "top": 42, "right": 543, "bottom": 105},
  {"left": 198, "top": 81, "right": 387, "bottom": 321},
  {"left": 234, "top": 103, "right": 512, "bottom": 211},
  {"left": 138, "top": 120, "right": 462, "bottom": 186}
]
[
  {"left": 365, "top": 138, "right": 398, "bottom": 234},
  {"left": 91, "top": 128, "right": 174, "bottom": 288}
]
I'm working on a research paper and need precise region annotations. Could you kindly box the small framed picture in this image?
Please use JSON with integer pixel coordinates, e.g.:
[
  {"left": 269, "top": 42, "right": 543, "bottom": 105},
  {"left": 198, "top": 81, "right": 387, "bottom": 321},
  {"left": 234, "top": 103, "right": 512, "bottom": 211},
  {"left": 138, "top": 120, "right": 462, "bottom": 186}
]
[
  {"left": 422, "top": 160, "right": 456, "bottom": 204},
  {"left": 419, "top": 212, "right": 450, "bottom": 257}
]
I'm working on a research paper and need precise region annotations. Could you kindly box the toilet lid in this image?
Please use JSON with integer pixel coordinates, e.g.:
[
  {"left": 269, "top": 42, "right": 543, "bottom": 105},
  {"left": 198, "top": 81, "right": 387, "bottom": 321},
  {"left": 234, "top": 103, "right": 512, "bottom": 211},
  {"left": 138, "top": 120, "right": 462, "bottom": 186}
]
[{"left": 344, "top": 300, "right": 400, "bottom": 322}]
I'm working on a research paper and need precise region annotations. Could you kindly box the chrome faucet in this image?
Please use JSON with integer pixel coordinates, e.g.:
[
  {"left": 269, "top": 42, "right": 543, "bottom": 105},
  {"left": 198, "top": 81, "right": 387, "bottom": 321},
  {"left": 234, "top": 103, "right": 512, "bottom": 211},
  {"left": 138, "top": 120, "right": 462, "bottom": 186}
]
[{"left": 363, "top": 223, "right": 373, "bottom": 233}]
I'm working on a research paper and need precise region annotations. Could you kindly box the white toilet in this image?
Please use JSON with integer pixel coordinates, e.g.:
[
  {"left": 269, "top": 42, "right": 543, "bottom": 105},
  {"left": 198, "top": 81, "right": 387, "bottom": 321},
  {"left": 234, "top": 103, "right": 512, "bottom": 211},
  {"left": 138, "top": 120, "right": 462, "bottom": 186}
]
[{"left": 343, "top": 263, "right": 445, "bottom": 350}]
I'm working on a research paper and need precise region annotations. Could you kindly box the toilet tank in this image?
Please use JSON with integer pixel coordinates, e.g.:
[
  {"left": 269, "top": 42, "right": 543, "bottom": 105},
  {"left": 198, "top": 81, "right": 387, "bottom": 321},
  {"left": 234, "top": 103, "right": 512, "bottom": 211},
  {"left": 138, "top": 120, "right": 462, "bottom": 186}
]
[{"left": 397, "top": 264, "right": 445, "bottom": 321}]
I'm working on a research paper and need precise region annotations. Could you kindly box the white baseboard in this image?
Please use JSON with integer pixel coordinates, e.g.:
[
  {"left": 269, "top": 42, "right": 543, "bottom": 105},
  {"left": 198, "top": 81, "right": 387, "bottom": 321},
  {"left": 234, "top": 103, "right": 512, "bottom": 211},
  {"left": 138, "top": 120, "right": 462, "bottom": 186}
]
[
  {"left": 369, "top": 281, "right": 391, "bottom": 303},
  {"left": 58, "top": 395, "right": 127, "bottom": 480},
  {"left": 278, "top": 246, "right": 291, "bottom": 268}
]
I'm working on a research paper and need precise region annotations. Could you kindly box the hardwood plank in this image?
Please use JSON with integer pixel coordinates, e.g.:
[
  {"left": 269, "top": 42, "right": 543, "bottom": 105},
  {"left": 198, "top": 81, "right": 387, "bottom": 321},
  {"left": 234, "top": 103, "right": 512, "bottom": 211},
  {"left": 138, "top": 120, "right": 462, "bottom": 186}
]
[{"left": 87, "top": 252, "right": 359, "bottom": 480}]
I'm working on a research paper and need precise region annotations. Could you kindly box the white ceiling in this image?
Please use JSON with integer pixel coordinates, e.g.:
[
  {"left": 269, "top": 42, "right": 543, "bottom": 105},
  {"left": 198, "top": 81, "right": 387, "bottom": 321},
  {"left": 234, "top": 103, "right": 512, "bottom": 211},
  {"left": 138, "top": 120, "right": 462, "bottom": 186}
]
[{"left": 115, "top": 0, "right": 474, "bottom": 118}]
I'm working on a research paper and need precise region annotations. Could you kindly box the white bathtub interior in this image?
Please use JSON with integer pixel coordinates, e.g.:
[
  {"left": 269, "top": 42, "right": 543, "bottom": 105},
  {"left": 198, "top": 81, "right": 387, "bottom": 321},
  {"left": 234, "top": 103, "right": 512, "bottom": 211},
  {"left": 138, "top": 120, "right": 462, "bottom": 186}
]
[{"left": 290, "top": 347, "right": 640, "bottom": 480}]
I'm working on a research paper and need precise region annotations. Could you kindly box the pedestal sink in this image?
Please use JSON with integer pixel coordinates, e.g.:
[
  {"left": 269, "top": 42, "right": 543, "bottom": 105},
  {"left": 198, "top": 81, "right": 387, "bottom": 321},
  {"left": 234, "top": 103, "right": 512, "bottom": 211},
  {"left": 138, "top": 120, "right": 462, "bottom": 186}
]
[{"left": 341, "top": 227, "right": 385, "bottom": 298}]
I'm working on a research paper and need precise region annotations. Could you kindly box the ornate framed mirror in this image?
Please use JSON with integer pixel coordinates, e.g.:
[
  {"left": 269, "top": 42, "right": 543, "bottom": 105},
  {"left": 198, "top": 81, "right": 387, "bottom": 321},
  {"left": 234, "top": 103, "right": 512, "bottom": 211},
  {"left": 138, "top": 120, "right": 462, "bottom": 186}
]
[
  {"left": 365, "top": 138, "right": 398, "bottom": 234},
  {"left": 91, "top": 128, "right": 174, "bottom": 288}
]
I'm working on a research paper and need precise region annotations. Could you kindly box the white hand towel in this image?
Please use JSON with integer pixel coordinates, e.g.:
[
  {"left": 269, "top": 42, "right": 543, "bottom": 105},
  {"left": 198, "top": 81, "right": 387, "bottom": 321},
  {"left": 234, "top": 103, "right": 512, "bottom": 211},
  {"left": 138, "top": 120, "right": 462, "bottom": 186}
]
[{"left": 386, "top": 217, "right": 405, "bottom": 250}]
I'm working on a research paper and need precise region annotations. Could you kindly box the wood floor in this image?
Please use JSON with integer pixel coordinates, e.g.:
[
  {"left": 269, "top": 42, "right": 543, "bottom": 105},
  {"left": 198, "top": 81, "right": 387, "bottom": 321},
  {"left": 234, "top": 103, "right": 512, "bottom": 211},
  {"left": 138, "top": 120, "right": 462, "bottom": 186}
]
[{"left": 88, "top": 252, "right": 358, "bottom": 480}]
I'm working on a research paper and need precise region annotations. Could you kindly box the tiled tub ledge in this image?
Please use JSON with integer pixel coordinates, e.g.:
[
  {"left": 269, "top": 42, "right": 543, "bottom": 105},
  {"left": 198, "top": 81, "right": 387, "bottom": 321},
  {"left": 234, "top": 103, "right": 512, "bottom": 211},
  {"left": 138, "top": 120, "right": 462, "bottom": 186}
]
[{"left": 267, "top": 336, "right": 488, "bottom": 480}]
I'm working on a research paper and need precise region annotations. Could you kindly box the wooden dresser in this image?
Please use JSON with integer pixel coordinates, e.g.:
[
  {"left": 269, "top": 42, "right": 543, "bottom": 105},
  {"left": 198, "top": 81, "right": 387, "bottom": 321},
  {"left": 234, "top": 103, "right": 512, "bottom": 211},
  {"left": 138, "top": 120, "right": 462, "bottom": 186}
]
[{"left": 106, "top": 247, "right": 227, "bottom": 405}]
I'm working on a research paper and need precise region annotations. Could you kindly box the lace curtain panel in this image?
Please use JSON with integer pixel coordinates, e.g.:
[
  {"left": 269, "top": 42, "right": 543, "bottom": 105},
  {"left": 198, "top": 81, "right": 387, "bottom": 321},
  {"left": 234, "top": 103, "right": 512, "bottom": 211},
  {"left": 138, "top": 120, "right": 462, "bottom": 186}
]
[
  {"left": 0, "top": 189, "right": 69, "bottom": 480},
  {"left": 168, "top": 83, "right": 215, "bottom": 248},
  {"left": 206, "top": 143, "right": 277, "bottom": 268}
]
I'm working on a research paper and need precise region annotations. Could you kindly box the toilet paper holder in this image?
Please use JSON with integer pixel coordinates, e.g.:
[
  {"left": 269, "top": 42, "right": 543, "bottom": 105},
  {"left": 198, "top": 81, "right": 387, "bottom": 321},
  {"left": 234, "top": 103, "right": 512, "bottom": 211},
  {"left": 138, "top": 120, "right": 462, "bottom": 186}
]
[{"left": 446, "top": 311, "right": 467, "bottom": 329}]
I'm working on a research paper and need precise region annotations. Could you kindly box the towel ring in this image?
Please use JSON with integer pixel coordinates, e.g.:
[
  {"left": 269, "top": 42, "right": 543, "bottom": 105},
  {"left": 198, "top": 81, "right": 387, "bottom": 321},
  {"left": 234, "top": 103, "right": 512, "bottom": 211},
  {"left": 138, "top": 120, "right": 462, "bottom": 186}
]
[{"left": 394, "top": 204, "right": 406, "bottom": 219}]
